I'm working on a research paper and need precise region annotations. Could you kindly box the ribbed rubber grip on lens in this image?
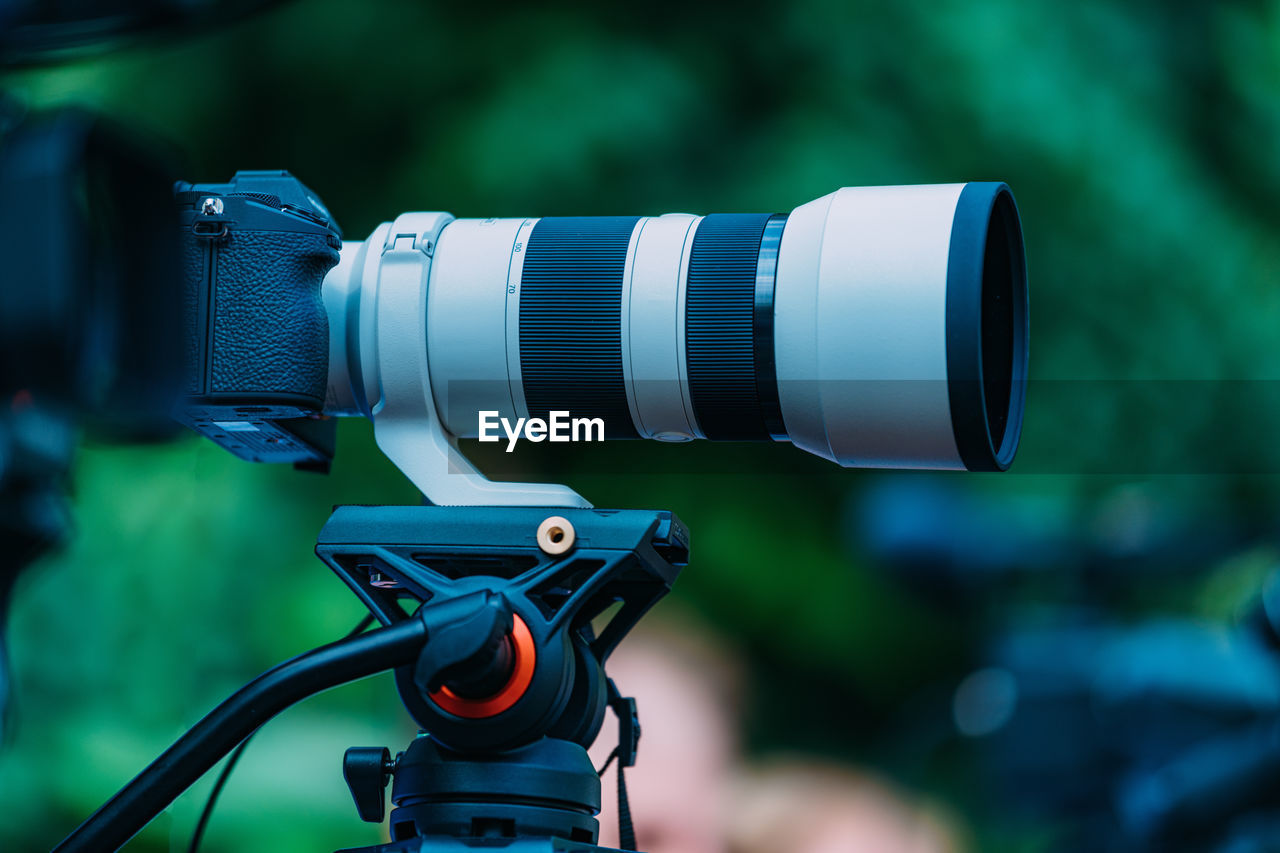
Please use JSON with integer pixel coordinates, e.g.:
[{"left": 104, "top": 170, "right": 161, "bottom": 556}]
[
  {"left": 520, "top": 216, "right": 640, "bottom": 439},
  {"left": 685, "top": 213, "right": 776, "bottom": 440}
]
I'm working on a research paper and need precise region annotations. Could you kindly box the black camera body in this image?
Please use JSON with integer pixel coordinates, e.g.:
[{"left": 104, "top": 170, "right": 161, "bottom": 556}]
[{"left": 174, "top": 170, "right": 341, "bottom": 469}]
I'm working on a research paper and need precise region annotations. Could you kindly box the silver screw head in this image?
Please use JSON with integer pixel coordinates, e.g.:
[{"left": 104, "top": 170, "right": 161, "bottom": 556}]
[
  {"left": 368, "top": 569, "right": 399, "bottom": 589},
  {"left": 200, "top": 197, "right": 224, "bottom": 216}
]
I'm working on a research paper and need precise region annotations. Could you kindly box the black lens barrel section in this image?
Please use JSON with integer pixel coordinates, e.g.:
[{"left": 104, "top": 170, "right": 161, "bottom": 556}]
[
  {"left": 520, "top": 216, "right": 640, "bottom": 439},
  {"left": 520, "top": 213, "right": 789, "bottom": 443},
  {"left": 685, "top": 213, "right": 785, "bottom": 441}
]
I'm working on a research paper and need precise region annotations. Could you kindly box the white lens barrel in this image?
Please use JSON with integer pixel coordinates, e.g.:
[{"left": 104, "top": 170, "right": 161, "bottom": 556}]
[
  {"left": 324, "top": 182, "right": 1028, "bottom": 473},
  {"left": 624, "top": 214, "right": 702, "bottom": 441},
  {"left": 425, "top": 218, "right": 528, "bottom": 432}
]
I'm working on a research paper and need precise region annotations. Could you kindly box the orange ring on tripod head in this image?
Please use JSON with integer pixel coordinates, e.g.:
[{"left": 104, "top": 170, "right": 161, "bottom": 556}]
[{"left": 428, "top": 613, "right": 536, "bottom": 719}]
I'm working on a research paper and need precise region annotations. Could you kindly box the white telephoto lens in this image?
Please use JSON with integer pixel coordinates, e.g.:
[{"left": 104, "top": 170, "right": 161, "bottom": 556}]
[{"left": 325, "top": 182, "right": 1028, "bottom": 473}]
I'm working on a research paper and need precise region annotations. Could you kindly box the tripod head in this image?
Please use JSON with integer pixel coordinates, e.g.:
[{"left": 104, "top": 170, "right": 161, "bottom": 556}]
[
  {"left": 318, "top": 506, "right": 685, "bottom": 753},
  {"left": 322, "top": 505, "right": 686, "bottom": 850}
]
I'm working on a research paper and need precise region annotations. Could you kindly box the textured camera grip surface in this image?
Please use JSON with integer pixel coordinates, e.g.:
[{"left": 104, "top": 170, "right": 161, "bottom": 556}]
[
  {"left": 181, "top": 237, "right": 207, "bottom": 396},
  {"left": 210, "top": 231, "right": 338, "bottom": 402}
]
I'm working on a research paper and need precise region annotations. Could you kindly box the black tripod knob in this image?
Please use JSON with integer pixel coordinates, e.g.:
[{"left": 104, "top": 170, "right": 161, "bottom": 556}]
[
  {"left": 343, "top": 746, "right": 392, "bottom": 823},
  {"left": 413, "top": 592, "right": 515, "bottom": 696}
]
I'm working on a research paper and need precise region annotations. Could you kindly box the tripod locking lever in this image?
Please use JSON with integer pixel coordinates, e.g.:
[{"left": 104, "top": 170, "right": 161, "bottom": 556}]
[
  {"left": 412, "top": 591, "right": 515, "bottom": 697},
  {"left": 343, "top": 746, "right": 393, "bottom": 823}
]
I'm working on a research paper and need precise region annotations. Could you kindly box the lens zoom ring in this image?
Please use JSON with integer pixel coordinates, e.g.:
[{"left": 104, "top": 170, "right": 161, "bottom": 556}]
[
  {"left": 521, "top": 216, "right": 640, "bottom": 439},
  {"left": 686, "top": 213, "right": 775, "bottom": 440}
]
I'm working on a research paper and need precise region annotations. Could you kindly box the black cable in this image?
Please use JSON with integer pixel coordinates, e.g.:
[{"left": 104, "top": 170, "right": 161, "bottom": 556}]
[
  {"left": 185, "top": 728, "right": 253, "bottom": 853},
  {"left": 55, "top": 613, "right": 425, "bottom": 853},
  {"left": 187, "top": 612, "right": 376, "bottom": 853}
]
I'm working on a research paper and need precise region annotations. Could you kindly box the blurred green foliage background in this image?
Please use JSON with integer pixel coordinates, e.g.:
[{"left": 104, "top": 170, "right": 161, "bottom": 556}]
[{"left": 3, "top": 0, "right": 1280, "bottom": 850}]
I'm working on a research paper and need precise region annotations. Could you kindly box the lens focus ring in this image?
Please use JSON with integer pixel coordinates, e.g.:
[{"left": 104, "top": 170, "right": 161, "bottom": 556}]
[
  {"left": 521, "top": 216, "right": 640, "bottom": 438},
  {"left": 685, "top": 213, "right": 783, "bottom": 441}
]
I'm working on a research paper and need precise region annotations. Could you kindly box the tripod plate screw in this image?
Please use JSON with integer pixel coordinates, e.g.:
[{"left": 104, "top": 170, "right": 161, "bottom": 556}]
[{"left": 537, "top": 516, "right": 575, "bottom": 555}]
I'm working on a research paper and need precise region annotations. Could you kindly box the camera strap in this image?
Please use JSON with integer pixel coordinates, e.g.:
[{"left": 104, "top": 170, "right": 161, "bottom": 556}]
[{"left": 598, "top": 678, "right": 641, "bottom": 852}]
